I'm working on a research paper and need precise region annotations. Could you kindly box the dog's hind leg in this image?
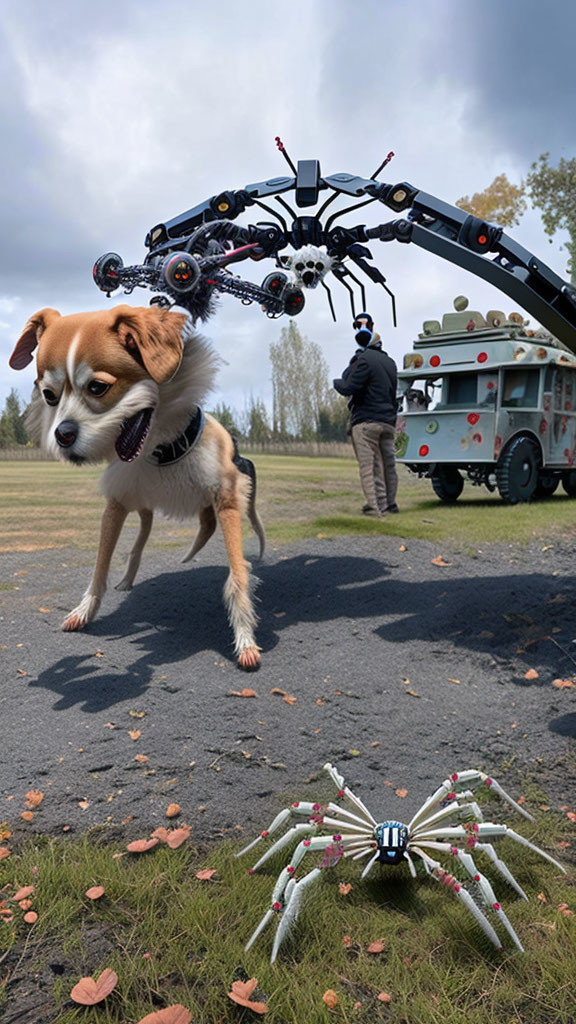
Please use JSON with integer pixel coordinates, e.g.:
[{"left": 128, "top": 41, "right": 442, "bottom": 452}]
[
  {"left": 216, "top": 499, "right": 261, "bottom": 671},
  {"left": 116, "top": 508, "right": 154, "bottom": 591},
  {"left": 62, "top": 498, "right": 128, "bottom": 631},
  {"left": 181, "top": 505, "right": 217, "bottom": 563},
  {"left": 248, "top": 500, "right": 266, "bottom": 562}
]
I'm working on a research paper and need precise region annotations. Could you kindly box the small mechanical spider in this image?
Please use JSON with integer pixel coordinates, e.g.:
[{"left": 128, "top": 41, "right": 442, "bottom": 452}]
[{"left": 237, "top": 762, "right": 566, "bottom": 962}]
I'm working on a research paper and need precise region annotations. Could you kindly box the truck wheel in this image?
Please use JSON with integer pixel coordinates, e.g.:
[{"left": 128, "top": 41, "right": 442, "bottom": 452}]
[
  {"left": 561, "top": 469, "right": 576, "bottom": 496},
  {"left": 431, "top": 465, "right": 464, "bottom": 502},
  {"left": 534, "top": 470, "right": 559, "bottom": 498},
  {"left": 496, "top": 437, "right": 540, "bottom": 503}
]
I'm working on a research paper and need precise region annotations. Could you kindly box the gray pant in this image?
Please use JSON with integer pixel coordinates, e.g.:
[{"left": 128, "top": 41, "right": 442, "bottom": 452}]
[{"left": 351, "top": 421, "right": 398, "bottom": 513}]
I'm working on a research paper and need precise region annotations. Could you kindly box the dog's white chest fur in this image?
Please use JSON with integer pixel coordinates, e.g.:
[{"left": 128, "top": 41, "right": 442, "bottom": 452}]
[{"left": 101, "top": 426, "right": 222, "bottom": 518}]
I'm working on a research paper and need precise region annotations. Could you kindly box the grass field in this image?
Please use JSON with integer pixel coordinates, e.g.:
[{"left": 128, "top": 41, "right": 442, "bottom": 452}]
[
  {"left": 1, "top": 789, "right": 574, "bottom": 1024},
  {"left": 1, "top": 456, "right": 576, "bottom": 553}
]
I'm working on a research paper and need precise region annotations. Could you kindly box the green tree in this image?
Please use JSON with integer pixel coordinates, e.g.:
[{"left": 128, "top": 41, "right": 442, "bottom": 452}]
[
  {"left": 0, "top": 389, "right": 28, "bottom": 448},
  {"left": 246, "top": 397, "right": 272, "bottom": 444},
  {"left": 317, "top": 392, "right": 350, "bottom": 441},
  {"left": 526, "top": 152, "right": 576, "bottom": 284},
  {"left": 269, "top": 321, "right": 331, "bottom": 440},
  {"left": 210, "top": 402, "right": 243, "bottom": 439},
  {"left": 456, "top": 173, "right": 527, "bottom": 227}
]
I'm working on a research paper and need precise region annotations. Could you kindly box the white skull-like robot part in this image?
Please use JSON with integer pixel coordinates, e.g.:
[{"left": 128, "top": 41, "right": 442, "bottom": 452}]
[{"left": 286, "top": 245, "right": 333, "bottom": 289}]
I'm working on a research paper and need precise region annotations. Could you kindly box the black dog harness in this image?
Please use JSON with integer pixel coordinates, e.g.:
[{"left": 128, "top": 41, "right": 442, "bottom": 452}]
[{"left": 146, "top": 406, "right": 205, "bottom": 467}]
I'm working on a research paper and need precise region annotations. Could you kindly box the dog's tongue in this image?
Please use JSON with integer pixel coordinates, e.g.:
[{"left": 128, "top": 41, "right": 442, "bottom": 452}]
[{"left": 115, "top": 408, "right": 154, "bottom": 462}]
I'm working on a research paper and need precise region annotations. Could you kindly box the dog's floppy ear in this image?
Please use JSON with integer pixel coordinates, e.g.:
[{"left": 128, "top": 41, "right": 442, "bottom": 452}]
[
  {"left": 113, "top": 305, "right": 188, "bottom": 383},
  {"left": 10, "top": 309, "right": 61, "bottom": 370}
]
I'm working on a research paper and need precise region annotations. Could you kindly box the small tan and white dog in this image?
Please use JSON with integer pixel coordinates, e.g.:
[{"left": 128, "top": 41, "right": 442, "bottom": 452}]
[{"left": 10, "top": 303, "right": 265, "bottom": 669}]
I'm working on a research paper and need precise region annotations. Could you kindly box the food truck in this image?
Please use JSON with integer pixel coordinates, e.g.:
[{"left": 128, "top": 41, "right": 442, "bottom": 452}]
[{"left": 396, "top": 296, "right": 576, "bottom": 503}]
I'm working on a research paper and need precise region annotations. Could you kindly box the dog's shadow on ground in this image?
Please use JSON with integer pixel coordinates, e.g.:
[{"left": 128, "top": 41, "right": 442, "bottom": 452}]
[{"left": 29, "top": 551, "right": 576, "bottom": 734}]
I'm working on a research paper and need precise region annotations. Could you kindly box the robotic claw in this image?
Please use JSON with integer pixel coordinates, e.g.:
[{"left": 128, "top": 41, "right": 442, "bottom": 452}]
[{"left": 93, "top": 138, "right": 576, "bottom": 351}]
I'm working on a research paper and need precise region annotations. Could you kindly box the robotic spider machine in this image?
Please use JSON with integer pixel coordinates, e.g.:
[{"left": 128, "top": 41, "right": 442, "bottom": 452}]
[
  {"left": 236, "top": 762, "right": 566, "bottom": 962},
  {"left": 93, "top": 139, "right": 576, "bottom": 357}
]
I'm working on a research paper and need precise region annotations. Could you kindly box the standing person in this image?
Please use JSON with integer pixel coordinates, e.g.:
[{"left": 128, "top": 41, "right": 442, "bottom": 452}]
[{"left": 333, "top": 313, "right": 399, "bottom": 518}]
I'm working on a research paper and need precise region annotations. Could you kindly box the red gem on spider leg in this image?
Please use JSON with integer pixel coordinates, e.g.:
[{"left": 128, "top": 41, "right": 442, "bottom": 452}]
[
  {"left": 292, "top": 802, "right": 300, "bottom": 808},
  {"left": 287, "top": 865, "right": 295, "bottom": 874},
  {"left": 474, "top": 874, "right": 481, "bottom": 881},
  {"left": 485, "top": 778, "right": 493, "bottom": 786},
  {"left": 248, "top": 869, "right": 255, "bottom": 875},
  {"left": 303, "top": 840, "right": 311, "bottom": 847},
  {"left": 332, "top": 834, "right": 342, "bottom": 842},
  {"left": 337, "top": 790, "right": 345, "bottom": 799},
  {"left": 273, "top": 901, "right": 282, "bottom": 911},
  {"left": 261, "top": 830, "right": 269, "bottom": 838},
  {"left": 493, "top": 902, "right": 501, "bottom": 911},
  {"left": 451, "top": 773, "right": 459, "bottom": 782}
]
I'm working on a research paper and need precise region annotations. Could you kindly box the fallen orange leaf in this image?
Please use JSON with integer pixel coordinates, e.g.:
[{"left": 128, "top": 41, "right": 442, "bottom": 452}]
[
  {"left": 21, "top": 811, "right": 34, "bottom": 822},
  {"left": 322, "top": 989, "right": 338, "bottom": 1009},
  {"left": 0, "top": 847, "right": 11, "bottom": 860},
  {"left": 134, "top": 754, "right": 149, "bottom": 763},
  {"left": 524, "top": 668, "right": 539, "bottom": 680},
  {"left": 136, "top": 1007, "right": 193, "bottom": 1024},
  {"left": 552, "top": 678, "right": 575, "bottom": 689},
  {"left": 126, "top": 838, "right": 159, "bottom": 853},
  {"left": 227, "top": 978, "right": 267, "bottom": 1015},
  {"left": 151, "top": 827, "right": 171, "bottom": 843},
  {"left": 283, "top": 694, "right": 297, "bottom": 705},
  {"left": 85, "top": 886, "right": 105, "bottom": 900},
  {"left": 129, "top": 729, "right": 141, "bottom": 740},
  {"left": 25, "top": 790, "right": 44, "bottom": 808},
  {"left": 431, "top": 555, "right": 451, "bottom": 567},
  {"left": 566, "top": 811, "right": 576, "bottom": 823},
  {"left": 338, "top": 882, "right": 352, "bottom": 895},
  {"left": 367, "top": 939, "right": 385, "bottom": 953},
  {"left": 23, "top": 911, "right": 38, "bottom": 924},
  {"left": 229, "top": 688, "right": 257, "bottom": 698},
  {"left": 166, "top": 803, "right": 181, "bottom": 819},
  {"left": 196, "top": 868, "right": 217, "bottom": 881},
  {"left": 377, "top": 991, "right": 392, "bottom": 1003},
  {"left": 13, "top": 886, "right": 34, "bottom": 902},
  {"left": 166, "top": 827, "right": 191, "bottom": 850},
  {"left": 342, "top": 934, "right": 352, "bottom": 947},
  {"left": 19, "top": 899, "right": 32, "bottom": 910},
  {"left": 70, "top": 968, "right": 118, "bottom": 1005},
  {"left": 270, "top": 687, "right": 286, "bottom": 696},
  {"left": 395, "top": 788, "right": 408, "bottom": 798},
  {"left": 78, "top": 800, "right": 90, "bottom": 811}
]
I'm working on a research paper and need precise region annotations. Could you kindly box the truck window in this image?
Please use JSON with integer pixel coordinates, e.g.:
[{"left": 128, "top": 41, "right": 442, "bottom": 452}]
[
  {"left": 501, "top": 368, "right": 540, "bottom": 408},
  {"left": 446, "top": 373, "right": 478, "bottom": 406}
]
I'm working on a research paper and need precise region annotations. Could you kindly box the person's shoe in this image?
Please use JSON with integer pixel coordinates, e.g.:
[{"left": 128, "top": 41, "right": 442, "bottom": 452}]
[
  {"left": 362, "top": 507, "right": 384, "bottom": 519},
  {"left": 361, "top": 503, "right": 372, "bottom": 513},
  {"left": 386, "top": 503, "right": 399, "bottom": 513}
]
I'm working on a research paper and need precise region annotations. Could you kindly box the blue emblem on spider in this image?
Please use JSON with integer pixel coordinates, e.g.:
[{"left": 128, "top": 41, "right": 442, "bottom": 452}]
[{"left": 374, "top": 821, "right": 409, "bottom": 864}]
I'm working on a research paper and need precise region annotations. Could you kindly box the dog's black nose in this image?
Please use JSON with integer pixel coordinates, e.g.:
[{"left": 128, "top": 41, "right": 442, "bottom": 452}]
[{"left": 55, "top": 420, "right": 78, "bottom": 448}]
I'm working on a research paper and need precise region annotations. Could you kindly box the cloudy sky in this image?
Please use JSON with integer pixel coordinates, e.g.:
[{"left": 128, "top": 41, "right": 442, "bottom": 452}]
[{"left": 1, "top": 0, "right": 575, "bottom": 415}]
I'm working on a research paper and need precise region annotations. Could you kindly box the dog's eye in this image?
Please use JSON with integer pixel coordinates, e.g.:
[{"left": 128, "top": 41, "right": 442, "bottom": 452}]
[
  {"left": 87, "top": 380, "right": 111, "bottom": 397},
  {"left": 42, "top": 388, "right": 59, "bottom": 406}
]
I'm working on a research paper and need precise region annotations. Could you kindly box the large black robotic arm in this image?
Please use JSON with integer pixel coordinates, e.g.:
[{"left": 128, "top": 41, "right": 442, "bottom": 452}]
[{"left": 93, "top": 142, "right": 576, "bottom": 351}]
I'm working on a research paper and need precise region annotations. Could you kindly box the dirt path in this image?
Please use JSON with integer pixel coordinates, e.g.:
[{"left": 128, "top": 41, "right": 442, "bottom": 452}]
[{"left": 1, "top": 533, "right": 575, "bottom": 842}]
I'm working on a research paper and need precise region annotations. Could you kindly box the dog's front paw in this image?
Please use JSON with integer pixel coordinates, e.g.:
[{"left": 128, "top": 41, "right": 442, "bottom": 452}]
[
  {"left": 237, "top": 646, "right": 261, "bottom": 671},
  {"left": 61, "top": 594, "right": 101, "bottom": 631},
  {"left": 114, "top": 577, "right": 133, "bottom": 592}
]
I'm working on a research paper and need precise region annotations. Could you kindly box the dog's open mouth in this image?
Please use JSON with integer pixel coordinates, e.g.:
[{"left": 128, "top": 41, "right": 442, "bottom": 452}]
[{"left": 115, "top": 407, "right": 154, "bottom": 462}]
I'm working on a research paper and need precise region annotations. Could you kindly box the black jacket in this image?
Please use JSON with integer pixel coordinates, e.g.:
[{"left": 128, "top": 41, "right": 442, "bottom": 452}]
[{"left": 333, "top": 345, "right": 398, "bottom": 427}]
